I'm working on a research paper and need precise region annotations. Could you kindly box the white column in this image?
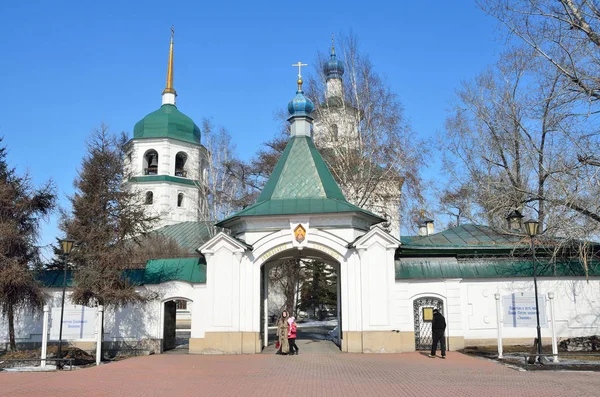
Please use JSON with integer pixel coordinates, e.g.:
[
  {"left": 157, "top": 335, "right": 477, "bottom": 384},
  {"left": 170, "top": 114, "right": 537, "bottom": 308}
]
[
  {"left": 41, "top": 305, "right": 49, "bottom": 367},
  {"left": 96, "top": 305, "right": 104, "bottom": 366},
  {"left": 263, "top": 268, "right": 268, "bottom": 347},
  {"left": 337, "top": 263, "right": 341, "bottom": 345},
  {"left": 548, "top": 292, "right": 559, "bottom": 363},
  {"left": 494, "top": 293, "right": 503, "bottom": 359}
]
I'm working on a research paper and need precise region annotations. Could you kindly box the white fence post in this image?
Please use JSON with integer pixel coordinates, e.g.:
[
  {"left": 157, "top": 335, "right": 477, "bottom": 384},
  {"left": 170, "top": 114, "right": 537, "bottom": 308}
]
[
  {"left": 548, "top": 292, "right": 558, "bottom": 363},
  {"left": 495, "top": 293, "right": 503, "bottom": 359},
  {"left": 96, "top": 305, "right": 103, "bottom": 366},
  {"left": 41, "top": 305, "right": 49, "bottom": 367}
]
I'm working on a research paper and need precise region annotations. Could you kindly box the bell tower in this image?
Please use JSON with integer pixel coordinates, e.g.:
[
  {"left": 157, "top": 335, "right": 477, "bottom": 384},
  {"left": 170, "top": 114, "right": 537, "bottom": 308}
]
[{"left": 124, "top": 28, "right": 209, "bottom": 229}]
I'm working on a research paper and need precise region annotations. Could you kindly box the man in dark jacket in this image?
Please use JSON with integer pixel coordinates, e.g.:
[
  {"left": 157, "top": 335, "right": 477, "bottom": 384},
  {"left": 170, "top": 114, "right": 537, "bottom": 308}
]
[{"left": 429, "top": 309, "right": 446, "bottom": 358}]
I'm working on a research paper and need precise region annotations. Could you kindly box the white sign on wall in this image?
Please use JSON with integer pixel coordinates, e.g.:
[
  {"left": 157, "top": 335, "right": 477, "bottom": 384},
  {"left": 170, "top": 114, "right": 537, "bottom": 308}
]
[
  {"left": 503, "top": 292, "right": 547, "bottom": 328},
  {"left": 50, "top": 306, "right": 97, "bottom": 340}
]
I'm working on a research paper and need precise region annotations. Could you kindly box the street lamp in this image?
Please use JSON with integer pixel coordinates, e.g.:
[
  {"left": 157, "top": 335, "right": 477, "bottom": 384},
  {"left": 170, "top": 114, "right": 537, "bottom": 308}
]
[
  {"left": 57, "top": 238, "right": 74, "bottom": 369},
  {"left": 524, "top": 219, "right": 543, "bottom": 364}
]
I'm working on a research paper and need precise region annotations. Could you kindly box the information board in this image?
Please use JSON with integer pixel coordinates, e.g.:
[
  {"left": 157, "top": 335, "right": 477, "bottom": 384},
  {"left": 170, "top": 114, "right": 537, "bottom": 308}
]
[
  {"left": 50, "top": 306, "right": 97, "bottom": 340},
  {"left": 502, "top": 292, "right": 547, "bottom": 328}
]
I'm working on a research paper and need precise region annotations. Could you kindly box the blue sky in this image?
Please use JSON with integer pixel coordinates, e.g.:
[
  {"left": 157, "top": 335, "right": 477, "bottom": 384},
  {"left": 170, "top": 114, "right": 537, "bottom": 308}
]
[{"left": 1, "top": 1, "right": 504, "bottom": 255}]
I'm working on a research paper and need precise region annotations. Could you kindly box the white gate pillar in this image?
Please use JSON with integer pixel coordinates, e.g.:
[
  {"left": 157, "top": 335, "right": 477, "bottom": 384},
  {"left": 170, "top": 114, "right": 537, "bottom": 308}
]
[{"left": 41, "top": 305, "right": 49, "bottom": 367}]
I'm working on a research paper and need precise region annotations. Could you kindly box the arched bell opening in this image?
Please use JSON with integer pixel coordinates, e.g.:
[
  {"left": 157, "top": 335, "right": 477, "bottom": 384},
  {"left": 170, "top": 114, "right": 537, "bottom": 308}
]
[
  {"left": 175, "top": 152, "right": 188, "bottom": 177},
  {"left": 144, "top": 150, "right": 159, "bottom": 175},
  {"left": 259, "top": 247, "right": 342, "bottom": 353}
]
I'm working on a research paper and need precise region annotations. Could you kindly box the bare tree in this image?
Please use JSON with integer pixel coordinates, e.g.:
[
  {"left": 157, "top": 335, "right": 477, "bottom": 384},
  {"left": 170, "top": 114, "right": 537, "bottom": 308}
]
[
  {"left": 197, "top": 119, "right": 248, "bottom": 236},
  {"left": 228, "top": 33, "right": 426, "bottom": 233},
  {"left": 0, "top": 139, "right": 56, "bottom": 350},
  {"left": 480, "top": 0, "right": 600, "bottom": 106},
  {"left": 306, "top": 33, "right": 423, "bottom": 222},
  {"left": 441, "top": 46, "right": 600, "bottom": 270}
]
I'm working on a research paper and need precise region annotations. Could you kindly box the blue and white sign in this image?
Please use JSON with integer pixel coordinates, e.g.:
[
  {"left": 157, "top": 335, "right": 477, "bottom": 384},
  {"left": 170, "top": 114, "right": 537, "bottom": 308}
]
[
  {"left": 50, "top": 306, "right": 97, "bottom": 340},
  {"left": 503, "top": 292, "right": 547, "bottom": 328}
]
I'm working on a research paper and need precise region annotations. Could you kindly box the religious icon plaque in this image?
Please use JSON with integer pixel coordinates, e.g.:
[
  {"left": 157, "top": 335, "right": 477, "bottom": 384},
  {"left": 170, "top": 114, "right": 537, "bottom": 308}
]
[
  {"left": 294, "top": 224, "right": 306, "bottom": 243},
  {"left": 422, "top": 307, "right": 433, "bottom": 322}
]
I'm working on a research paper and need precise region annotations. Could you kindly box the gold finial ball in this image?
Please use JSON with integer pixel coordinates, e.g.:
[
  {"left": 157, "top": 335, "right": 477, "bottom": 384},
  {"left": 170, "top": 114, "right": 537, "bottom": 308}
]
[{"left": 297, "top": 78, "right": 303, "bottom": 86}]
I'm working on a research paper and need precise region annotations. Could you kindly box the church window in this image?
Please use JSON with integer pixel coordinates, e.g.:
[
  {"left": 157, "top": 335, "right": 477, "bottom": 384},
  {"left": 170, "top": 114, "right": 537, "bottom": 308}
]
[
  {"left": 175, "top": 300, "right": 187, "bottom": 310},
  {"left": 144, "top": 150, "right": 159, "bottom": 175},
  {"left": 175, "top": 152, "right": 188, "bottom": 177},
  {"left": 331, "top": 124, "right": 338, "bottom": 140},
  {"left": 177, "top": 193, "right": 184, "bottom": 207},
  {"left": 145, "top": 191, "right": 153, "bottom": 205}
]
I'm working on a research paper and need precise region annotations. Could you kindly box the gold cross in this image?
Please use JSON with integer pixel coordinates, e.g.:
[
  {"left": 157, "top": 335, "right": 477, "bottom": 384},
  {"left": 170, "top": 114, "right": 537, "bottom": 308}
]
[{"left": 292, "top": 61, "right": 308, "bottom": 79}]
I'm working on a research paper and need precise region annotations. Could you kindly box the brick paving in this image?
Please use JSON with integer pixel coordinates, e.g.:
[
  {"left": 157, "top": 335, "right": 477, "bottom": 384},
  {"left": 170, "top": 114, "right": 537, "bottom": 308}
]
[{"left": 1, "top": 351, "right": 598, "bottom": 397}]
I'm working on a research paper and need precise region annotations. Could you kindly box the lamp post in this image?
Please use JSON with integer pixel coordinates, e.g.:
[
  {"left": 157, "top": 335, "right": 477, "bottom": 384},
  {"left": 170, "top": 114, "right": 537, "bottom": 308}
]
[
  {"left": 524, "top": 219, "right": 542, "bottom": 364},
  {"left": 57, "top": 239, "right": 74, "bottom": 369}
]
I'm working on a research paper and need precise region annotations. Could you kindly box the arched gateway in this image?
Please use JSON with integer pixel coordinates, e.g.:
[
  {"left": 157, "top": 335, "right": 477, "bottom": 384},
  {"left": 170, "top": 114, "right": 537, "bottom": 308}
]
[{"left": 193, "top": 71, "right": 405, "bottom": 354}]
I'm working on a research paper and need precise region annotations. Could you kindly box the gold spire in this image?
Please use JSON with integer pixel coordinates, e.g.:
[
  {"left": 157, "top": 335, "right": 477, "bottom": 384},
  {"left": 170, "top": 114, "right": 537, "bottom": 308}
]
[
  {"left": 331, "top": 33, "right": 335, "bottom": 55},
  {"left": 163, "top": 26, "right": 176, "bottom": 96}
]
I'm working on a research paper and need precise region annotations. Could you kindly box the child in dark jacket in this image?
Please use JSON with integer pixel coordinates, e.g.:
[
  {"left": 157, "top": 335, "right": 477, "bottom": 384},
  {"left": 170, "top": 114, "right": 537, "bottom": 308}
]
[{"left": 288, "top": 317, "right": 299, "bottom": 355}]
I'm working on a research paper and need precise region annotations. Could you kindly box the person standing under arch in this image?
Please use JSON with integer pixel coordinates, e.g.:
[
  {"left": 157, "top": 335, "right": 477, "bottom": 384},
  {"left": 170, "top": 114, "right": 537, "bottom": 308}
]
[{"left": 276, "top": 310, "right": 290, "bottom": 355}]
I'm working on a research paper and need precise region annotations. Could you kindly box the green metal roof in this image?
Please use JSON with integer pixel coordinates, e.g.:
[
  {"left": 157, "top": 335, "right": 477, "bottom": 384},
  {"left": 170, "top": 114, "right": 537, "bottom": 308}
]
[
  {"left": 38, "top": 271, "right": 74, "bottom": 288},
  {"left": 38, "top": 257, "right": 206, "bottom": 287},
  {"left": 144, "top": 257, "right": 206, "bottom": 284},
  {"left": 218, "top": 136, "right": 385, "bottom": 226},
  {"left": 133, "top": 104, "right": 201, "bottom": 145},
  {"left": 396, "top": 257, "right": 600, "bottom": 279},
  {"left": 400, "top": 224, "right": 524, "bottom": 252},
  {"left": 151, "top": 221, "right": 215, "bottom": 253},
  {"left": 259, "top": 135, "right": 346, "bottom": 201}
]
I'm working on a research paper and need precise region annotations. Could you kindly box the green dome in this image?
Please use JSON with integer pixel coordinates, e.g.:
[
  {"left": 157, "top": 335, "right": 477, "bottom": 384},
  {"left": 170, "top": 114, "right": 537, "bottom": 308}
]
[{"left": 133, "top": 104, "right": 201, "bottom": 145}]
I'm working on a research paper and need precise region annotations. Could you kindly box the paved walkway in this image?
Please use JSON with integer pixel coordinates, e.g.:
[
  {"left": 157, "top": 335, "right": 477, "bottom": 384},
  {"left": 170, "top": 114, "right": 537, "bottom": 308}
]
[
  {"left": 1, "top": 351, "right": 598, "bottom": 397},
  {"left": 262, "top": 339, "right": 342, "bottom": 354}
]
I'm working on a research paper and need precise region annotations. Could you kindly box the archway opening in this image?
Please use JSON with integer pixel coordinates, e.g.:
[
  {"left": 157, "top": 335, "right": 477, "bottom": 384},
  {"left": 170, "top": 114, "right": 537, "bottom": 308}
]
[
  {"left": 162, "top": 298, "right": 193, "bottom": 353},
  {"left": 412, "top": 296, "right": 444, "bottom": 350},
  {"left": 260, "top": 248, "right": 341, "bottom": 354}
]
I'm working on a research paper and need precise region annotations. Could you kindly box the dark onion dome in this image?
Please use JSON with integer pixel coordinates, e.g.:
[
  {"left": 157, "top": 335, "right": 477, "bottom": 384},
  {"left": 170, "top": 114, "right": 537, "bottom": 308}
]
[
  {"left": 133, "top": 104, "right": 201, "bottom": 145},
  {"left": 323, "top": 52, "right": 344, "bottom": 80},
  {"left": 287, "top": 79, "right": 315, "bottom": 117}
]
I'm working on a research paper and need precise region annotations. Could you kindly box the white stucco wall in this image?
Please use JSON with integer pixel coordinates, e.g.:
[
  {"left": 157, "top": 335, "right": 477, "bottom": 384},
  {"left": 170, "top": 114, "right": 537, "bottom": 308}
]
[
  {"left": 395, "top": 277, "right": 600, "bottom": 343},
  {"left": 0, "top": 281, "right": 207, "bottom": 347}
]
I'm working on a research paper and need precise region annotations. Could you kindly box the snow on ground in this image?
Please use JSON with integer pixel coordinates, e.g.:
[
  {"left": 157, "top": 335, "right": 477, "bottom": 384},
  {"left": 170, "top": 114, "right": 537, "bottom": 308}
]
[
  {"left": 296, "top": 319, "right": 338, "bottom": 328},
  {"left": 267, "top": 318, "right": 338, "bottom": 330}
]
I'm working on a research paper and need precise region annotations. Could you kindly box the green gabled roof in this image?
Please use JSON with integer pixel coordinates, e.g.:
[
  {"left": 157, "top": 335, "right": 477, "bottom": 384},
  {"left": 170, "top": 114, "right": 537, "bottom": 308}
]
[
  {"left": 217, "top": 136, "right": 384, "bottom": 225},
  {"left": 258, "top": 135, "right": 345, "bottom": 201},
  {"left": 133, "top": 104, "right": 201, "bottom": 145},
  {"left": 151, "top": 221, "right": 215, "bottom": 253}
]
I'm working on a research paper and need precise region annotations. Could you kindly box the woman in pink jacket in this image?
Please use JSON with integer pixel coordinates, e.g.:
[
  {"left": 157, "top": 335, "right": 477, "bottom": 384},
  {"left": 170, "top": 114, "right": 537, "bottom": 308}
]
[{"left": 287, "top": 317, "right": 299, "bottom": 355}]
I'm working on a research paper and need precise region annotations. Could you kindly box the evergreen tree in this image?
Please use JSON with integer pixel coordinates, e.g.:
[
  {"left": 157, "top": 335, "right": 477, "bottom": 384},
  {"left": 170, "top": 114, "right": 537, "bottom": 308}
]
[
  {"left": 300, "top": 261, "right": 337, "bottom": 319},
  {"left": 61, "top": 125, "right": 157, "bottom": 309},
  {"left": 0, "top": 138, "right": 56, "bottom": 350}
]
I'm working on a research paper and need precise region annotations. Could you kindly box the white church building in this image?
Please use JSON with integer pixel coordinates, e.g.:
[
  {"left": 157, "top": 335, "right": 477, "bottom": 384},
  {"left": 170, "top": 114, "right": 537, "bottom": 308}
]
[{"left": 2, "top": 34, "right": 600, "bottom": 356}]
